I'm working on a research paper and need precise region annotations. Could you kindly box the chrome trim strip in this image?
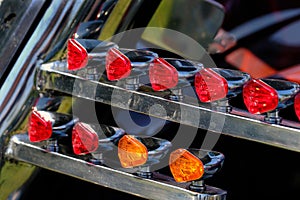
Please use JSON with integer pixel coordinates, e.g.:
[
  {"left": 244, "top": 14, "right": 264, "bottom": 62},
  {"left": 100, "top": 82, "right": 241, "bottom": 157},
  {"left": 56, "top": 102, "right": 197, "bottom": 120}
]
[
  {"left": 0, "top": 0, "right": 46, "bottom": 78},
  {"left": 0, "top": 1, "right": 96, "bottom": 196},
  {"left": 6, "top": 134, "right": 227, "bottom": 200},
  {"left": 37, "top": 62, "right": 300, "bottom": 153},
  {"left": 0, "top": 0, "right": 92, "bottom": 138}
]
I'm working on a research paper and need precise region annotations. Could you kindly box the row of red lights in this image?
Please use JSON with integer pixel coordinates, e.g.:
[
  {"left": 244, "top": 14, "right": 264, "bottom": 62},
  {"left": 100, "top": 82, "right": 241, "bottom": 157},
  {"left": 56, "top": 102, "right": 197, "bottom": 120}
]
[
  {"left": 28, "top": 109, "right": 206, "bottom": 183},
  {"left": 68, "top": 39, "right": 179, "bottom": 91},
  {"left": 67, "top": 39, "right": 227, "bottom": 100},
  {"left": 67, "top": 38, "right": 300, "bottom": 121}
]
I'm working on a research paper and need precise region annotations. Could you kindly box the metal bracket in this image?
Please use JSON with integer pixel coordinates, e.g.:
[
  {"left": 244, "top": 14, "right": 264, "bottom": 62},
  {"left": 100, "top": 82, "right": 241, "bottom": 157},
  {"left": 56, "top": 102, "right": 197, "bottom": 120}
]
[{"left": 6, "top": 134, "right": 227, "bottom": 200}]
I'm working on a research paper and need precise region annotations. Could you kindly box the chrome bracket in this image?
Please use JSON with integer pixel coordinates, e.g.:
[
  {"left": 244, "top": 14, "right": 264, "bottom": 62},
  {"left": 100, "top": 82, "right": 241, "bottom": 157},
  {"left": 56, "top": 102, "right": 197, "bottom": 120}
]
[{"left": 6, "top": 134, "right": 227, "bottom": 200}]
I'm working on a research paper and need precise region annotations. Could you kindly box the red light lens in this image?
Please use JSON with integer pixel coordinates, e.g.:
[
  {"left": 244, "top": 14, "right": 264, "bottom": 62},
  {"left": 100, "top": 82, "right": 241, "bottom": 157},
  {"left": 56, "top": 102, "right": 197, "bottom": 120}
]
[
  {"left": 106, "top": 48, "right": 132, "bottom": 81},
  {"left": 169, "top": 148, "right": 204, "bottom": 182},
  {"left": 28, "top": 110, "right": 53, "bottom": 142},
  {"left": 72, "top": 122, "right": 99, "bottom": 155},
  {"left": 294, "top": 93, "right": 300, "bottom": 121},
  {"left": 243, "top": 79, "right": 278, "bottom": 114},
  {"left": 149, "top": 58, "right": 179, "bottom": 91},
  {"left": 67, "top": 39, "right": 88, "bottom": 70},
  {"left": 194, "top": 68, "right": 228, "bottom": 102}
]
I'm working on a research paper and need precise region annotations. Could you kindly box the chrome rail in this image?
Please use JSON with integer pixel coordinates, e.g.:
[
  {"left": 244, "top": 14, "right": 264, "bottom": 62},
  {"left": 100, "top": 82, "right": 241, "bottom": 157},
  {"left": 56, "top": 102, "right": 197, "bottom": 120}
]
[
  {"left": 36, "top": 61, "right": 300, "bottom": 153},
  {"left": 6, "top": 134, "right": 227, "bottom": 200},
  {"left": 0, "top": 1, "right": 107, "bottom": 198}
]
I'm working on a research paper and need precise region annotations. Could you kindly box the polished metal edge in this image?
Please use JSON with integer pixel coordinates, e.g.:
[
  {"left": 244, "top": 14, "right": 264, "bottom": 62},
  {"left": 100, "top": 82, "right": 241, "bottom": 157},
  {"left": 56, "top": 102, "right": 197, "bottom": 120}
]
[
  {"left": 36, "top": 62, "right": 300, "bottom": 153},
  {"left": 0, "top": 0, "right": 46, "bottom": 77},
  {"left": 6, "top": 134, "right": 227, "bottom": 200},
  {"left": 0, "top": 0, "right": 100, "bottom": 197}
]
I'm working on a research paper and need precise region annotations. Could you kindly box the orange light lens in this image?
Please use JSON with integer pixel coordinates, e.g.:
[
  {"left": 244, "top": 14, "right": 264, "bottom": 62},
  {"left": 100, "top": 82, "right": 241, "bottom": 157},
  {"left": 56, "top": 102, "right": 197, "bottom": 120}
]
[
  {"left": 118, "top": 135, "right": 148, "bottom": 168},
  {"left": 169, "top": 148, "right": 204, "bottom": 182}
]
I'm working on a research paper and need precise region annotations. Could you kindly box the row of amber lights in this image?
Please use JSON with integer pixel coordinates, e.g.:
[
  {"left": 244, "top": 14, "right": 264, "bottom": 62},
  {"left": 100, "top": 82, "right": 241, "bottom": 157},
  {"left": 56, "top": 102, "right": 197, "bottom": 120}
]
[
  {"left": 68, "top": 38, "right": 300, "bottom": 121},
  {"left": 28, "top": 108, "right": 204, "bottom": 183}
]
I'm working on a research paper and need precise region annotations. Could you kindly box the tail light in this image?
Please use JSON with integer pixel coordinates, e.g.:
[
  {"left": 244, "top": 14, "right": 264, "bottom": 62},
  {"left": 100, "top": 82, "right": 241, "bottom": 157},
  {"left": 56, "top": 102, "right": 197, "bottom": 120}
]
[
  {"left": 194, "top": 68, "right": 251, "bottom": 103},
  {"left": 243, "top": 78, "right": 299, "bottom": 123},
  {"left": 149, "top": 57, "right": 179, "bottom": 91},
  {"left": 28, "top": 109, "right": 76, "bottom": 152},
  {"left": 294, "top": 93, "right": 300, "bottom": 121},
  {"left": 169, "top": 148, "right": 225, "bottom": 192},
  {"left": 118, "top": 135, "right": 172, "bottom": 178},
  {"left": 106, "top": 47, "right": 132, "bottom": 81},
  {"left": 67, "top": 38, "right": 117, "bottom": 70},
  {"left": 148, "top": 58, "right": 202, "bottom": 100},
  {"left": 169, "top": 148, "right": 204, "bottom": 182},
  {"left": 72, "top": 122, "right": 99, "bottom": 155},
  {"left": 106, "top": 47, "right": 158, "bottom": 81},
  {"left": 72, "top": 122, "right": 126, "bottom": 165},
  {"left": 118, "top": 135, "right": 148, "bottom": 168},
  {"left": 194, "top": 68, "right": 228, "bottom": 103},
  {"left": 28, "top": 109, "right": 53, "bottom": 142},
  {"left": 243, "top": 79, "right": 278, "bottom": 114},
  {"left": 67, "top": 38, "right": 88, "bottom": 70}
]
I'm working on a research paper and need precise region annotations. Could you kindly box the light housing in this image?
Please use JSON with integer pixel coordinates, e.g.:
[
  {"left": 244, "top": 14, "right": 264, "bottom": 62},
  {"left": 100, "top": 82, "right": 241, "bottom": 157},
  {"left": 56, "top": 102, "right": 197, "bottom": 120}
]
[
  {"left": 169, "top": 148, "right": 204, "bottom": 182},
  {"left": 294, "top": 93, "right": 300, "bottom": 121},
  {"left": 28, "top": 110, "right": 53, "bottom": 142},
  {"left": 72, "top": 122, "right": 99, "bottom": 155},
  {"left": 105, "top": 47, "right": 132, "bottom": 81},
  {"left": 118, "top": 135, "right": 148, "bottom": 168},
  {"left": 194, "top": 68, "right": 228, "bottom": 103},
  {"left": 67, "top": 38, "right": 88, "bottom": 70},
  {"left": 149, "top": 57, "right": 179, "bottom": 91},
  {"left": 243, "top": 79, "right": 279, "bottom": 114},
  {"left": 105, "top": 48, "right": 158, "bottom": 82}
]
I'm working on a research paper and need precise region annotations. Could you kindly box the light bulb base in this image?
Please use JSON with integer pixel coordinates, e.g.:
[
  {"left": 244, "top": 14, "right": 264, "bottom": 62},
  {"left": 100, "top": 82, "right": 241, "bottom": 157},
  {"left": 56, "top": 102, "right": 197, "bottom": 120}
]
[
  {"left": 212, "top": 99, "right": 232, "bottom": 113},
  {"left": 264, "top": 110, "right": 282, "bottom": 124},
  {"left": 45, "top": 139, "right": 59, "bottom": 152},
  {"left": 136, "top": 166, "right": 153, "bottom": 178},
  {"left": 189, "top": 180, "right": 206, "bottom": 192}
]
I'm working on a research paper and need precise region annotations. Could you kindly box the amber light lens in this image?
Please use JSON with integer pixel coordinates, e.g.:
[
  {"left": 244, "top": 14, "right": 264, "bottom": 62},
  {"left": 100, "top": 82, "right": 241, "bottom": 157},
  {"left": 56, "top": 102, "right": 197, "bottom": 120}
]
[
  {"left": 28, "top": 110, "right": 53, "bottom": 142},
  {"left": 106, "top": 47, "right": 132, "bottom": 81},
  {"left": 243, "top": 79, "right": 278, "bottom": 114},
  {"left": 194, "top": 68, "right": 228, "bottom": 102},
  {"left": 72, "top": 122, "right": 99, "bottom": 155},
  {"left": 67, "top": 39, "right": 88, "bottom": 70},
  {"left": 149, "top": 58, "right": 179, "bottom": 91},
  {"left": 118, "top": 135, "right": 148, "bottom": 168},
  {"left": 169, "top": 148, "right": 204, "bottom": 182}
]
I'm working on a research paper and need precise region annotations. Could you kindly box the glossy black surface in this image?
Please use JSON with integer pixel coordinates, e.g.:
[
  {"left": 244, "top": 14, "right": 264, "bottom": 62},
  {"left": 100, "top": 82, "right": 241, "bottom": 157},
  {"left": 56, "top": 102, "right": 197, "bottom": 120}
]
[
  {"left": 128, "top": 136, "right": 171, "bottom": 168},
  {"left": 212, "top": 68, "right": 251, "bottom": 98},
  {"left": 75, "top": 20, "right": 104, "bottom": 39},
  {"left": 120, "top": 48, "right": 158, "bottom": 69},
  {"left": 76, "top": 39, "right": 117, "bottom": 53},
  {"left": 263, "top": 78, "right": 300, "bottom": 109},
  {"left": 189, "top": 148, "right": 225, "bottom": 180}
]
